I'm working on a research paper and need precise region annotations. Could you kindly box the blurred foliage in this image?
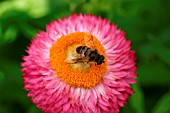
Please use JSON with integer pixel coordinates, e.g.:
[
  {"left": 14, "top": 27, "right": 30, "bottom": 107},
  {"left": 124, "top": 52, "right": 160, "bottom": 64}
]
[{"left": 0, "top": 0, "right": 170, "bottom": 113}]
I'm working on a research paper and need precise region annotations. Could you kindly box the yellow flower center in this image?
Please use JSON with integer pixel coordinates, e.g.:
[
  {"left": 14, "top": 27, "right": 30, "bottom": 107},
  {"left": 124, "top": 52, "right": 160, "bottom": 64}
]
[{"left": 50, "top": 32, "right": 107, "bottom": 88}]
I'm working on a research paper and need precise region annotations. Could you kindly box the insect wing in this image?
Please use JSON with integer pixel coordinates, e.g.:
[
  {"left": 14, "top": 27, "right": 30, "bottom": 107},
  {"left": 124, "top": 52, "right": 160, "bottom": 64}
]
[{"left": 84, "top": 32, "right": 96, "bottom": 50}]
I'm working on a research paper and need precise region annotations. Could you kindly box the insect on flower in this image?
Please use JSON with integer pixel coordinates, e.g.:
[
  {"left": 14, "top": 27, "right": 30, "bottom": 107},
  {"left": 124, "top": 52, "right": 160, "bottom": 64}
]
[{"left": 66, "top": 32, "right": 105, "bottom": 65}]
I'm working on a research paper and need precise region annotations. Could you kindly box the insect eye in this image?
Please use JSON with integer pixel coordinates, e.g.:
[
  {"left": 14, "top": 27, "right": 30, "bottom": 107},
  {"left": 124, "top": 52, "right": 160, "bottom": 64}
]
[
  {"left": 76, "top": 46, "right": 83, "bottom": 54},
  {"left": 100, "top": 55, "right": 104, "bottom": 60}
]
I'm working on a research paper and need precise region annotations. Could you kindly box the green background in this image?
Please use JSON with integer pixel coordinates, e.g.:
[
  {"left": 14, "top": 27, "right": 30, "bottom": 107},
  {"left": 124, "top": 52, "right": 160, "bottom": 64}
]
[{"left": 0, "top": 0, "right": 170, "bottom": 113}]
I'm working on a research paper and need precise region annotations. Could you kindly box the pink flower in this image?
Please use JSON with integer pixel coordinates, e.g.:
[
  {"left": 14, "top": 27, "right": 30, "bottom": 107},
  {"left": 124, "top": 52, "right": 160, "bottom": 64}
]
[{"left": 21, "top": 14, "right": 137, "bottom": 113}]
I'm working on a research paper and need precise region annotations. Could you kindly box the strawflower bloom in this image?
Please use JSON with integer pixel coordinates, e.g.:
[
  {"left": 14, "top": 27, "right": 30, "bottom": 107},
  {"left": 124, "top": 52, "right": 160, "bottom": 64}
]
[{"left": 21, "top": 14, "right": 137, "bottom": 113}]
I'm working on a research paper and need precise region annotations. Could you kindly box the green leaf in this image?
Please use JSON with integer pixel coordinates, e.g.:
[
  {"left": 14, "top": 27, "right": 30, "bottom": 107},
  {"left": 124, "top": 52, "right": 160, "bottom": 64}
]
[
  {"left": 28, "top": 105, "right": 42, "bottom": 113},
  {"left": 137, "top": 62, "right": 170, "bottom": 86},
  {"left": 19, "top": 22, "right": 38, "bottom": 39},
  {"left": 0, "top": 23, "right": 2, "bottom": 37},
  {"left": 67, "top": 0, "right": 86, "bottom": 13},
  {"left": 24, "top": 0, "right": 49, "bottom": 18},
  {"left": 82, "top": 0, "right": 112, "bottom": 15},
  {"left": 0, "top": 25, "right": 18, "bottom": 45},
  {"left": 159, "top": 28, "right": 170, "bottom": 44},
  {"left": 129, "top": 83, "right": 145, "bottom": 113},
  {"left": 115, "top": 1, "right": 140, "bottom": 17},
  {"left": 0, "top": 70, "right": 4, "bottom": 82},
  {"left": 0, "top": 57, "right": 31, "bottom": 109},
  {"left": 148, "top": 34, "right": 170, "bottom": 65},
  {"left": 151, "top": 93, "right": 170, "bottom": 113},
  {"left": 0, "top": 0, "right": 49, "bottom": 18}
]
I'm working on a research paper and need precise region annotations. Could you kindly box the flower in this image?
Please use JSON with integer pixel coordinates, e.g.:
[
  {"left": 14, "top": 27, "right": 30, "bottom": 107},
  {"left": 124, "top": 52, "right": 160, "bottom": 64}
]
[{"left": 21, "top": 14, "right": 137, "bottom": 113}]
